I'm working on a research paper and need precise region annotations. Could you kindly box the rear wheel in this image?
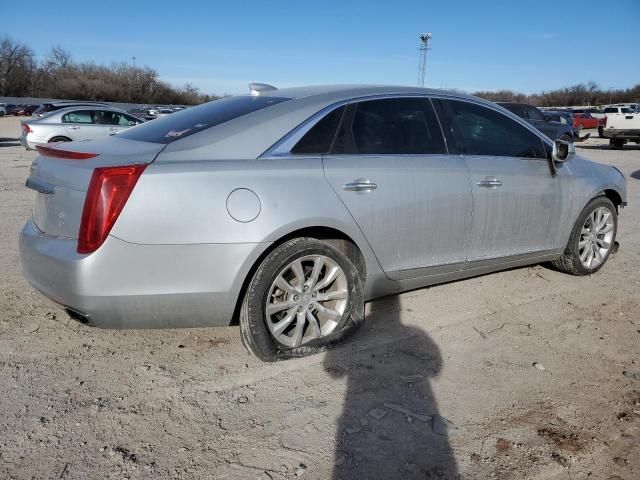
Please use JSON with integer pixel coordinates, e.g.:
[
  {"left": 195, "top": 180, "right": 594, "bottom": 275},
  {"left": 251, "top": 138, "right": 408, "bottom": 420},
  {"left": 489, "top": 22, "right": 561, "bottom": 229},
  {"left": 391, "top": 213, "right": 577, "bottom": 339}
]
[
  {"left": 240, "top": 237, "right": 364, "bottom": 361},
  {"left": 597, "top": 126, "right": 604, "bottom": 138},
  {"left": 49, "top": 136, "right": 71, "bottom": 143},
  {"left": 551, "top": 197, "right": 617, "bottom": 276},
  {"left": 610, "top": 139, "right": 624, "bottom": 150}
]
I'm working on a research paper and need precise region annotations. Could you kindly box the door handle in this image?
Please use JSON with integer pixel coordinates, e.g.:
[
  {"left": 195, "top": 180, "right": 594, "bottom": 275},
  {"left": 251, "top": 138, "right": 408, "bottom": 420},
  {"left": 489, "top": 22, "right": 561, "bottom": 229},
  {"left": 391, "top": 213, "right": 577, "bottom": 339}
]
[
  {"left": 67, "top": 126, "right": 80, "bottom": 130},
  {"left": 477, "top": 177, "right": 502, "bottom": 188},
  {"left": 343, "top": 181, "right": 378, "bottom": 192}
]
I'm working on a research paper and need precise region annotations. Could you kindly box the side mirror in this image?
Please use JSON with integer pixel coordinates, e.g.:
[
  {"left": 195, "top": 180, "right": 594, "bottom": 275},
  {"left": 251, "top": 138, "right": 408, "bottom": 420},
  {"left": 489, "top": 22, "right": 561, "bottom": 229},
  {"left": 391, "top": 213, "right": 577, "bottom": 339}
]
[
  {"left": 552, "top": 138, "right": 575, "bottom": 163},
  {"left": 128, "top": 121, "right": 136, "bottom": 126}
]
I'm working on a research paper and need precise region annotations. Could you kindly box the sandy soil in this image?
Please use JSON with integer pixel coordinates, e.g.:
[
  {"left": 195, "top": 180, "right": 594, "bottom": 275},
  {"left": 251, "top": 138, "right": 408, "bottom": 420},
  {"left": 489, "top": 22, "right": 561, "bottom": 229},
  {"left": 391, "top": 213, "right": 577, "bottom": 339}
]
[{"left": 0, "top": 116, "right": 639, "bottom": 480}]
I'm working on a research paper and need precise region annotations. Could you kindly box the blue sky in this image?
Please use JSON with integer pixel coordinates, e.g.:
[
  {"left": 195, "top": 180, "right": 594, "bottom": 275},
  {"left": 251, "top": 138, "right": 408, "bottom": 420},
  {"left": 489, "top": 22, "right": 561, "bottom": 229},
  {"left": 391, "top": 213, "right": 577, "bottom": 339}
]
[{"left": 1, "top": 0, "right": 639, "bottom": 95}]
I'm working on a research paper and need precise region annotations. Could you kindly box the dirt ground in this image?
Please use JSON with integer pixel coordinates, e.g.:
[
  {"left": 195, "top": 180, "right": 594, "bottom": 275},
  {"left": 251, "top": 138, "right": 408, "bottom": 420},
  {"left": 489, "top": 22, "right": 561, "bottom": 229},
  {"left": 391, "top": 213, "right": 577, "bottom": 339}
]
[{"left": 0, "top": 115, "right": 639, "bottom": 480}]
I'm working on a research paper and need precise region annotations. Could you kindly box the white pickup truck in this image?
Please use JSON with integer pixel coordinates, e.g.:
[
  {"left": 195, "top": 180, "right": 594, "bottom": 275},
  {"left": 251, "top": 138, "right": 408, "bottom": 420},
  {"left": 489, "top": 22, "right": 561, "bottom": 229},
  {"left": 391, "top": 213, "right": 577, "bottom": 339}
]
[{"left": 600, "top": 107, "right": 640, "bottom": 149}]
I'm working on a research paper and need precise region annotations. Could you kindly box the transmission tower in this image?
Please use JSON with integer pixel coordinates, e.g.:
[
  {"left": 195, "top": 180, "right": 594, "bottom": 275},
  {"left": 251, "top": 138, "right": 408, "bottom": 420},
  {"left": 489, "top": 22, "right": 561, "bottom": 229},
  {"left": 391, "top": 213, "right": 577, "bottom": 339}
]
[{"left": 417, "top": 32, "right": 432, "bottom": 88}]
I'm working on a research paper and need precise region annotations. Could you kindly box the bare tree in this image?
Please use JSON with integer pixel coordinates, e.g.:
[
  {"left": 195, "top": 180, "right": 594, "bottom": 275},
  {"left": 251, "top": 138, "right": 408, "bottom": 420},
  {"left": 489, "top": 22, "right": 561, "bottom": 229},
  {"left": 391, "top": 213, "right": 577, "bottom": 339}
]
[{"left": 0, "top": 37, "right": 35, "bottom": 96}]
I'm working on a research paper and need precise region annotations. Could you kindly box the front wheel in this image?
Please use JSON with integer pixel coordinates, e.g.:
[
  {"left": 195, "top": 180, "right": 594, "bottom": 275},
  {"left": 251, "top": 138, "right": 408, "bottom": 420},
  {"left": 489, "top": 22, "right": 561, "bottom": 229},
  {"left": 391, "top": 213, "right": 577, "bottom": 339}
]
[
  {"left": 551, "top": 197, "right": 617, "bottom": 276},
  {"left": 240, "top": 238, "right": 364, "bottom": 361}
]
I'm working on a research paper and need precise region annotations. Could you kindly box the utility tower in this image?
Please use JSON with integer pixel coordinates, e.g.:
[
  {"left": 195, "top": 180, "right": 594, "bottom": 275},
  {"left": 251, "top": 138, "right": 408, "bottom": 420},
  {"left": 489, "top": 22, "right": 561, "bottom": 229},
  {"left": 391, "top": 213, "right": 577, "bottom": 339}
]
[{"left": 417, "top": 32, "right": 432, "bottom": 88}]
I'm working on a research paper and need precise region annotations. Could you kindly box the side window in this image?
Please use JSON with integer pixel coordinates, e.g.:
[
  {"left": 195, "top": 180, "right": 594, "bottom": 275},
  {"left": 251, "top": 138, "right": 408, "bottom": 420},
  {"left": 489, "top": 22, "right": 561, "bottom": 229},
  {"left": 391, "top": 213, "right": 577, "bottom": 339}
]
[
  {"left": 121, "top": 114, "right": 141, "bottom": 126},
  {"left": 62, "top": 110, "right": 95, "bottom": 124},
  {"left": 338, "top": 98, "right": 446, "bottom": 155},
  {"left": 524, "top": 105, "right": 545, "bottom": 121},
  {"left": 291, "top": 105, "right": 345, "bottom": 154},
  {"left": 437, "top": 100, "right": 547, "bottom": 159},
  {"left": 95, "top": 111, "right": 120, "bottom": 125}
]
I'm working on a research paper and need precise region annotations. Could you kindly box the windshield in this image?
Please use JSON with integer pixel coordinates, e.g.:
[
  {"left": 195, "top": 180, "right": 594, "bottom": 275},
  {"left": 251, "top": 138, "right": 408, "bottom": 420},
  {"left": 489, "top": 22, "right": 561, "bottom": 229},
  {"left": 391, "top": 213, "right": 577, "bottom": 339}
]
[{"left": 118, "top": 95, "right": 291, "bottom": 144}]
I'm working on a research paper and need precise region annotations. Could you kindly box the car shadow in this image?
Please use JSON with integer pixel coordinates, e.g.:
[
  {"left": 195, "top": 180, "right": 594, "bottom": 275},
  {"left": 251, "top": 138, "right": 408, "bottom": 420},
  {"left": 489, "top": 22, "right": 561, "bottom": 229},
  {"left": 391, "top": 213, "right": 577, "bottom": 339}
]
[
  {"left": 630, "top": 170, "right": 640, "bottom": 181},
  {"left": 0, "top": 142, "right": 21, "bottom": 148},
  {"left": 323, "top": 294, "right": 459, "bottom": 479}
]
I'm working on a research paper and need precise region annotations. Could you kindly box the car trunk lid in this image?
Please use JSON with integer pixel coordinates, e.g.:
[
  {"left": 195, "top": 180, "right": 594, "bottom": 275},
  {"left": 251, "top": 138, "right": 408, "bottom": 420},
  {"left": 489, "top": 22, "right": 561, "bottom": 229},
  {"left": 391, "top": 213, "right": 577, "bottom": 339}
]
[{"left": 27, "top": 137, "right": 165, "bottom": 239}]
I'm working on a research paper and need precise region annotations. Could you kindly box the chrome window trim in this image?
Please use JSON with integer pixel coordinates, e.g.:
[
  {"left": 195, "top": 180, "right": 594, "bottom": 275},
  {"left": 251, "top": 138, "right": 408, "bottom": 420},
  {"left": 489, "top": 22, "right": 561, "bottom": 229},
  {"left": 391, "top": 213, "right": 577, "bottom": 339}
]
[{"left": 259, "top": 92, "right": 553, "bottom": 160}]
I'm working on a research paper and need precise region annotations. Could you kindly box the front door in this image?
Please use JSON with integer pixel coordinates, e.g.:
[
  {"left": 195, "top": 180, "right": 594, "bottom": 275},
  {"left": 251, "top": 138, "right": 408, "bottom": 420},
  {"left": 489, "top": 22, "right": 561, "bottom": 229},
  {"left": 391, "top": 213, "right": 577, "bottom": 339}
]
[
  {"left": 322, "top": 97, "right": 472, "bottom": 279},
  {"left": 434, "top": 98, "right": 572, "bottom": 262}
]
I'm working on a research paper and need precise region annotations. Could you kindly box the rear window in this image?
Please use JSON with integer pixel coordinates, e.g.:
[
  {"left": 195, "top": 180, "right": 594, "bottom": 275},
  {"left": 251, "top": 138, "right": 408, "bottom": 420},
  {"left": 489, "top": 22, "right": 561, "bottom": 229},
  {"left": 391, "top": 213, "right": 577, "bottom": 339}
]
[{"left": 118, "top": 95, "right": 291, "bottom": 144}]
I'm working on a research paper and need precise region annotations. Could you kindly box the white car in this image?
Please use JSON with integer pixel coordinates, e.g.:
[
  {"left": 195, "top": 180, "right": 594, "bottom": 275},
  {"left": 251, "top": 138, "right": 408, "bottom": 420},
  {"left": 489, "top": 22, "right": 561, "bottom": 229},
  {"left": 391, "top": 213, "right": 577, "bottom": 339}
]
[{"left": 20, "top": 106, "right": 144, "bottom": 150}]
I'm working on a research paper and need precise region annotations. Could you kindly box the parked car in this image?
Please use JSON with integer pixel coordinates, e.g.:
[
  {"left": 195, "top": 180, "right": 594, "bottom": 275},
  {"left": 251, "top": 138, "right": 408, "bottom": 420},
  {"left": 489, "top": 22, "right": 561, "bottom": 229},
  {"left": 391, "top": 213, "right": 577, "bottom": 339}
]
[
  {"left": 32, "top": 101, "right": 112, "bottom": 119},
  {"left": 572, "top": 111, "right": 601, "bottom": 130},
  {"left": 13, "top": 104, "right": 39, "bottom": 116},
  {"left": 543, "top": 110, "right": 585, "bottom": 140},
  {"left": 19, "top": 84, "right": 626, "bottom": 361},
  {"left": 128, "top": 108, "right": 154, "bottom": 120},
  {"left": 544, "top": 110, "right": 574, "bottom": 126},
  {"left": 20, "top": 106, "right": 144, "bottom": 150},
  {"left": 156, "top": 108, "right": 174, "bottom": 118},
  {"left": 600, "top": 108, "right": 640, "bottom": 149},
  {"left": 599, "top": 106, "right": 637, "bottom": 137},
  {"left": 497, "top": 102, "right": 588, "bottom": 142},
  {"left": 0, "top": 103, "right": 17, "bottom": 116}
]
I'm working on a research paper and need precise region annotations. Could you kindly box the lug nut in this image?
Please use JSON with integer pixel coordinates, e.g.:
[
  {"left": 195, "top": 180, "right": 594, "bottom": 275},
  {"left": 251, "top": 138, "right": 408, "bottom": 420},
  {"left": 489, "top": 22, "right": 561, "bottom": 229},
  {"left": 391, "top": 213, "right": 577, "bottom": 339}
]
[
  {"left": 293, "top": 295, "right": 299, "bottom": 301},
  {"left": 312, "top": 292, "right": 317, "bottom": 298},
  {"left": 297, "top": 306, "right": 303, "bottom": 313},
  {"left": 303, "top": 285, "right": 309, "bottom": 292}
]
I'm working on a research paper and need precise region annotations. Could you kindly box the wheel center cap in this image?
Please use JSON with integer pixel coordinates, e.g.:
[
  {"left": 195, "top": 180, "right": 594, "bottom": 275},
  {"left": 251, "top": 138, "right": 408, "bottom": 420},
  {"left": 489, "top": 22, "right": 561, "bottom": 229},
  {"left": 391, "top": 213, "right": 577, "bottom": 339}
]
[{"left": 301, "top": 293, "right": 312, "bottom": 305}]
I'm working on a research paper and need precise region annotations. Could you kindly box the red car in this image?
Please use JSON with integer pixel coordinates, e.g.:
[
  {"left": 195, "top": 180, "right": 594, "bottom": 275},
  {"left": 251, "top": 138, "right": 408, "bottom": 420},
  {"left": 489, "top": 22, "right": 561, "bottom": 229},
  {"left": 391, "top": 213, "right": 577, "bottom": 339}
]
[{"left": 573, "top": 112, "right": 601, "bottom": 129}]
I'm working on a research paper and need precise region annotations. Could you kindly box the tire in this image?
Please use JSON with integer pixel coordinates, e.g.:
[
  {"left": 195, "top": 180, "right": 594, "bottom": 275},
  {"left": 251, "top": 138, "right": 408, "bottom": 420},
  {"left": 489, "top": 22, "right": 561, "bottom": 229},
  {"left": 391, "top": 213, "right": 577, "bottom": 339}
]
[
  {"left": 609, "top": 139, "right": 624, "bottom": 150},
  {"left": 49, "top": 136, "right": 72, "bottom": 143},
  {"left": 551, "top": 197, "right": 617, "bottom": 276},
  {"left": 559, "top": 133, "right": 573, "bottom": 143},
  {"left": 240, "top": 237, "right": 364, "bottom": 362}
]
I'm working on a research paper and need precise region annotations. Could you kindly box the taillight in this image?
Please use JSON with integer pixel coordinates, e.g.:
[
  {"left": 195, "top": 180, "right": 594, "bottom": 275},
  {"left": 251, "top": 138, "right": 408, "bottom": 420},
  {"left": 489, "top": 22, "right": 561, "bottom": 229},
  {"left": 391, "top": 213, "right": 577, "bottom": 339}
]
[
  {"left": 77, "top": 164, "right": 147, "bottom": 254},
  {"left": 22, "top": 123, "right": 31, "bottom": 135}
]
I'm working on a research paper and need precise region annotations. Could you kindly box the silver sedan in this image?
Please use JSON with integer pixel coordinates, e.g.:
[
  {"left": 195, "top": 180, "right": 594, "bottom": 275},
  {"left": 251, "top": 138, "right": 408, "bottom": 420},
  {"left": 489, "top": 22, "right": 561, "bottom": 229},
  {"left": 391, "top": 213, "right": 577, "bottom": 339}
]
[
  {"left": 19, "top": 106, "right": 144, "bottom": 150},
  {"left": 19, "top": 84, "right": 627, "bottom": 361}
]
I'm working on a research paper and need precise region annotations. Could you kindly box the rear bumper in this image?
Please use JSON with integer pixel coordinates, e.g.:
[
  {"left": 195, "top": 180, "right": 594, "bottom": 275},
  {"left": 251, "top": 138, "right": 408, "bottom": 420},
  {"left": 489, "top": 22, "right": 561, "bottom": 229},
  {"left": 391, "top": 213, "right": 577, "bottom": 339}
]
[
  {"left": 19, "top": 219, "right": 270, "bottom": 328},
  {"left": 602, "top": 129, "right": 640, "bottom": 140},
  {"left": 20, "top": 134, "right": 41, "bottom": 150}
]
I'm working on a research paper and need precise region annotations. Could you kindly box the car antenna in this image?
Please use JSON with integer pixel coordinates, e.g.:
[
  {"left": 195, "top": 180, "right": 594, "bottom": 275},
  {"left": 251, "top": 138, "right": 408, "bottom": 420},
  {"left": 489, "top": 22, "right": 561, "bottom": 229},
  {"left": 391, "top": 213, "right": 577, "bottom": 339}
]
[{"left": 249, "top": 83, "right": 277, "bottom": 96}]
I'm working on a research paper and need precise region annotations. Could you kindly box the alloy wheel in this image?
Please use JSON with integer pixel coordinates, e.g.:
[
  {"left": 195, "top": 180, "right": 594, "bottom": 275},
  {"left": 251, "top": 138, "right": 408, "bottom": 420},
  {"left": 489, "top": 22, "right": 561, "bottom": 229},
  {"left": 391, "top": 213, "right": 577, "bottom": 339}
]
[
  {"left": 579, "top": 206, "right": 615, "bottom": 269},
  {"left": 265, "top": 255, "right": 348, "bottom": 347}
]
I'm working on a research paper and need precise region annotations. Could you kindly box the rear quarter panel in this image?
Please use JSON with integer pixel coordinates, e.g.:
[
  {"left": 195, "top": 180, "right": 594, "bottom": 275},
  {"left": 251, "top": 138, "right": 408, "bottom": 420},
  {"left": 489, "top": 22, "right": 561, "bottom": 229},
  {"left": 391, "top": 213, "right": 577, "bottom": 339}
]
[{"left": 110, "top": 156, "right": 384, "bottom": 274}]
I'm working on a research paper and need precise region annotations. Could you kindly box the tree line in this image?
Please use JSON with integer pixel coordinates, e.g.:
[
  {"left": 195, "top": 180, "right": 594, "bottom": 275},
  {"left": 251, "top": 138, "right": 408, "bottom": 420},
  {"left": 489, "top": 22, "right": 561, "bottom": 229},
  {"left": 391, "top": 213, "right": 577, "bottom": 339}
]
[
  {"left": 0, "top": 36, "right": 217, "bottom": 105},
  {"left": 2, "top": 36, "right": 638, "bottom": 107},
  {"left": 473, "top": 82, "right": 640, "bottom": 107}
]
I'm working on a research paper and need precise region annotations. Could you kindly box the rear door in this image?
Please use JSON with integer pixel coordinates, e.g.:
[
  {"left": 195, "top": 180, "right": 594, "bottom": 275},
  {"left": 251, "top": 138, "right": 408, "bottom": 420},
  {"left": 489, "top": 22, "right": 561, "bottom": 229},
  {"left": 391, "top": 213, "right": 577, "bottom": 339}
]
[
  {"left": 96, "top": 111, "right": 142, "bottom": 136},
  {"left": 434, "top": 98, "right": 572, "bottom": 262},
  {"left": 61, "top": 110, "right": 107, "bottom": 141},
  {"left": 321, "top": 97, "right": 472, "bottom": 279}
]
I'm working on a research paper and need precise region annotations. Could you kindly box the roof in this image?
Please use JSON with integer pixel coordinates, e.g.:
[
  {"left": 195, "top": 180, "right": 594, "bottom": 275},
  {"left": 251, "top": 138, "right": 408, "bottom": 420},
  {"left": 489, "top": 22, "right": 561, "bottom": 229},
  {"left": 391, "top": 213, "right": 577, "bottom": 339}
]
[
  {"left": 258, "top": 83, "right": 479, "bottom": 104},
  {"left": 159, "top": 84, "right": 494, "bottom": 160}
]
